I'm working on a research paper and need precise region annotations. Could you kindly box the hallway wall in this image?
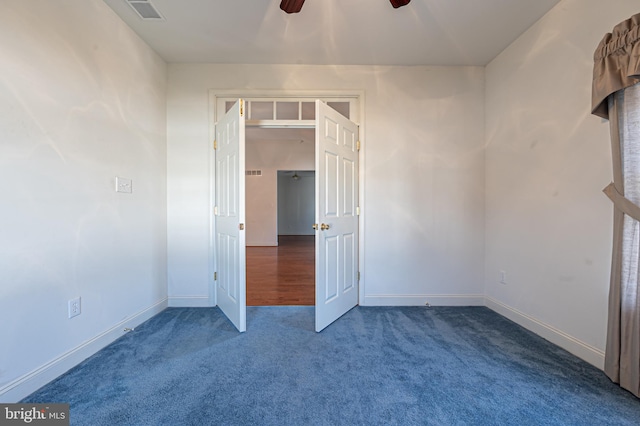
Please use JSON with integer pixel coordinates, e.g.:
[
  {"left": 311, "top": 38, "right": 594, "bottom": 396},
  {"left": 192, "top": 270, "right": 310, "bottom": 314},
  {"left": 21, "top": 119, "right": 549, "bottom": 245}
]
[{"left": 278, "top": 172, "right": 315, "bottom": 237}]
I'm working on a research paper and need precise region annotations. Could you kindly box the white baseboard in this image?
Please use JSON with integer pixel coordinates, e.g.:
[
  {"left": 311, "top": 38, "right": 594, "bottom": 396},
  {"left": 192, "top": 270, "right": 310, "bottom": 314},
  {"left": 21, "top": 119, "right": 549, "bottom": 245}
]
[
  {"left": 0, "top": 299, "right": 168, "bottom": 403},
  {"left": 362, "top": 294, "right": 485, "bottom": 306},
  {"left": 168, "top": 296, "right": 212, "bottom": 307},
  {"left": 485, "top": 297, "right": 605, "bottom": 370}
]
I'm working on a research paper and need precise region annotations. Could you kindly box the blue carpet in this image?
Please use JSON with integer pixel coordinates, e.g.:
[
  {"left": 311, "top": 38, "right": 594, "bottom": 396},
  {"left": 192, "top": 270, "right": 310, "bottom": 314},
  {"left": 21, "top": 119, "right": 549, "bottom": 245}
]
[{"left": 23, "top": 307, "right": 640, "bottom": 425}]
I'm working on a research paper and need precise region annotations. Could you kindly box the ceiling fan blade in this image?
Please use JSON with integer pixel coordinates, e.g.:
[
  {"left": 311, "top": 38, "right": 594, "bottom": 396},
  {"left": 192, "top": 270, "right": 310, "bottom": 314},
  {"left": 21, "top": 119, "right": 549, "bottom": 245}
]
[
  {"left": 389, "top": 0, "right": 411, "bottom": 8},
  {"left": 280, "top": 0, "right": 305, "bottom": 14}
]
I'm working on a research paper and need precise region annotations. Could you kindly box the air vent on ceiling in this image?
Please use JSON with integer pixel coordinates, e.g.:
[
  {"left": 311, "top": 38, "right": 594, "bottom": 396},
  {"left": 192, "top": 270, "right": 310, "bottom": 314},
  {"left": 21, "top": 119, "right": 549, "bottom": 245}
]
[
  {"left": 246, "top": 170, "right": 262, "bottom": 176},
  {"left": 126, "top": 0, "right": 164, "bottom": 20}
]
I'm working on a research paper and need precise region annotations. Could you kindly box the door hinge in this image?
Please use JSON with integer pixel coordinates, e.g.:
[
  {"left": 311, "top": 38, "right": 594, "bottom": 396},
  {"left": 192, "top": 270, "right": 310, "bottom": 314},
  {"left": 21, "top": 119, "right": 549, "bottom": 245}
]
[
  {"left": 214, "top": 272, "right": 217, "bottom": 281},
  {"left": 240, "top": 99, "right": 244, "bottom": 117},
  {"left": 239, "top": 223, "right": 245, "bottom": 230},
  {"left": 356, "top": 206, "right": 360, "bottom": 216},
  {"left": 358, "top": 271, "right": 360, "bottom": 281},
  {"left": 357, "top": 140, "right": 361, "bottom": 151},
  {"left": 214, "top": 206, "right": 218, "bottom": 216},
  {"left": 213, "top": 140, "right": 218, "bottom": 150}
]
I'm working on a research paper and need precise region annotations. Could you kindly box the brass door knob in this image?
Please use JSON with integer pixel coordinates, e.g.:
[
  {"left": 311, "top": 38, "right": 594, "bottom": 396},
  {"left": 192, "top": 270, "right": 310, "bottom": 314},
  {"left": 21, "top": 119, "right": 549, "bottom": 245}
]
[{"left": 320, "top": 223, "right": 330, "bottom": 231}]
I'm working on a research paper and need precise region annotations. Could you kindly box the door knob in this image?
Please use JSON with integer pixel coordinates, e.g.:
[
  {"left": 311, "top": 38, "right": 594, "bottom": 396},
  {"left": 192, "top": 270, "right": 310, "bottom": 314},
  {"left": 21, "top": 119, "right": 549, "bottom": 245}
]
[
  {"left": 320, "top": 223, "right": 330, "bottom": 231},
  {"left": 312, "top": 224, "right": 318, "bottom": 230}
]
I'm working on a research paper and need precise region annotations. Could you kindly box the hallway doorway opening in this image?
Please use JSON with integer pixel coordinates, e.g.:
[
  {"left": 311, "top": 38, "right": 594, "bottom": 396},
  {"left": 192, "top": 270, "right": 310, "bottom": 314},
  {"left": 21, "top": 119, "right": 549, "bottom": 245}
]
[{"left": 244, "top": 126, "right": 316, "bottom": 305}]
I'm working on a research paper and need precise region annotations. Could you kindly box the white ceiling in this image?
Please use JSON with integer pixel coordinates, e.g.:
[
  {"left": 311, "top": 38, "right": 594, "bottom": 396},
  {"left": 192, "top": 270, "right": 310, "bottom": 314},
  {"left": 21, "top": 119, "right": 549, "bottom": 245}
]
[{"left": 103, "top": 0, "right": 561, "bottom": 66}]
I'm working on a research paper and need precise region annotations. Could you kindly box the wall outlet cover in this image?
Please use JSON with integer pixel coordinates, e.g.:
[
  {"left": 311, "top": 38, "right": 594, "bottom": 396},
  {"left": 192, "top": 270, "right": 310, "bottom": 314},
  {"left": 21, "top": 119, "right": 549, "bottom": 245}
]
[{"left": 68, "top": 297, "right": 81, "bottom": 318}]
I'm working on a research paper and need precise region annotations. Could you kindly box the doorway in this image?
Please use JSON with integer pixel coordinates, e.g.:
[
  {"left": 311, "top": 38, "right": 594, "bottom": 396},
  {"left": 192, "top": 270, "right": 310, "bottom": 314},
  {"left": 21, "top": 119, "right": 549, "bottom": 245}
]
[
  {"left": 244, "top": 127, "right": 316, "bottom": 306},
  {"left": 212, "top": 94, "right": 362, "bottom": 332}
]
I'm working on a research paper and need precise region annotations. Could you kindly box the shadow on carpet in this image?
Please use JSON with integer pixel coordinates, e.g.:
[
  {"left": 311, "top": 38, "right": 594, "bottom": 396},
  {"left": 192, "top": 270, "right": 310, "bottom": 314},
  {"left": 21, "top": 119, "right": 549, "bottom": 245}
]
[{"left": 23, "top": 306, "right": 640, "bottom": 425}]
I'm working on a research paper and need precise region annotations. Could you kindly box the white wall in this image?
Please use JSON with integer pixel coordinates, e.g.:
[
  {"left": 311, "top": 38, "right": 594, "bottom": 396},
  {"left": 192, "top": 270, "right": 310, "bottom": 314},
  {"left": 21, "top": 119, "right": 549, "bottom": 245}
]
[
  {"left": 167, "top": 64, "right": 486, "bottom": 306},
  {"left": 246, "top": 133, "right": 315, "bottom": 246},
  {"left": 0, "top": 0, "right": 168, "bottom": 401},
  {"left": 484, "top": 0, "right": 639, "bottom": 368}
]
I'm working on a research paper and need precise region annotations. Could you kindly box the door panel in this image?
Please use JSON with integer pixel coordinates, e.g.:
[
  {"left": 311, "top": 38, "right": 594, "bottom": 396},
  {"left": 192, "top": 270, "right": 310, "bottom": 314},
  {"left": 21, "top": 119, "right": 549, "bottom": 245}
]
[
  {"left": 215, "top": 99, "right": 246, "bottom": 332},
  {"left": 325, "top": 152, "right": 339, "bottom": 216},
  {"left": 315, "top": 100, "right": 359, "bottom": 332}
]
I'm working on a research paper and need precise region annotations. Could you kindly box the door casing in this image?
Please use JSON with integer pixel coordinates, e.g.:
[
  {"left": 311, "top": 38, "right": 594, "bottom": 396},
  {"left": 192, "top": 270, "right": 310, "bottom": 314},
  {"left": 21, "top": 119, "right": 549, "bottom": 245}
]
[{"left": 208, "top": 90, "right": 366, "bottom": 309}]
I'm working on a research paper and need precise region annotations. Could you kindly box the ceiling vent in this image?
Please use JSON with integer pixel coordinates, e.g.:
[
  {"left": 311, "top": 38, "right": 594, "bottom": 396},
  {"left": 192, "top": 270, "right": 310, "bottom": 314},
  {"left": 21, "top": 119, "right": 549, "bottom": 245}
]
[{"left": 126, "top": 0, "right": 164, "bottom": 20}]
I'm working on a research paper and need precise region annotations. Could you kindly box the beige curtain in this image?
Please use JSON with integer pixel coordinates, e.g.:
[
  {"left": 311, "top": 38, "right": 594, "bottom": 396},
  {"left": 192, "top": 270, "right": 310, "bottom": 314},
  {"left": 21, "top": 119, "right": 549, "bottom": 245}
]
[
  {"left": 592, "top": 13, "right": 640, "bottom": 398},
  {"left": 592, "top": 13, "right": 640, "bottom": 119}
]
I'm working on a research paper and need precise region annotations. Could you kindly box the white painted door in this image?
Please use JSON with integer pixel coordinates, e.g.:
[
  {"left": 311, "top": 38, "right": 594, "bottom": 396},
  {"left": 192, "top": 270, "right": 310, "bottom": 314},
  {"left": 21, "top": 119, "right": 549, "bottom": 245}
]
[
  {"left": 215, "top": 99, "right": 246, "bottom": 332},
  {"left": 315, "top": 100, "right": 359, "bottom": 332}
]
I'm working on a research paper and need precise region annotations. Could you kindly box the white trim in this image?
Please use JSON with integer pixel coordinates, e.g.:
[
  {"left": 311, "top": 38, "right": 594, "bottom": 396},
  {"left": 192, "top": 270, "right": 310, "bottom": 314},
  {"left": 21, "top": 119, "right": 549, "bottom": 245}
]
[
  {"left": 208, "top": 91, "right": 217, "bottom": 307},
  {"left": 362, "top": 294, "right": 485, "bottom": 306},
  {"left": 246, "top": 120, "right": 315, "bottom": 128},
  {"left": 208, "top": 89, "right": 366, "bottom": 309},
  {"left": 168, "top": 296, "right": 213, "bottom": 308},
  {"left": 211, "top": 90, "right": 363, "bottom": 126},
  {"left": 485, "top": 297, "right": 605, "bottom": 370},
  {"left": 0, "top": 299, "right": 168, "bottom": 403},
  {"left": 357, "top": 91, "right": 366, "bottom": 306}
]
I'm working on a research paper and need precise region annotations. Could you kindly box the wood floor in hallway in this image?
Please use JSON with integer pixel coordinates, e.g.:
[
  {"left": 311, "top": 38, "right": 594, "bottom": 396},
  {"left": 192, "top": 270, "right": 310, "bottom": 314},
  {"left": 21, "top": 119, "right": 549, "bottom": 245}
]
[{"left": 246, "top": 235, "right": 315, "bottom": 306}]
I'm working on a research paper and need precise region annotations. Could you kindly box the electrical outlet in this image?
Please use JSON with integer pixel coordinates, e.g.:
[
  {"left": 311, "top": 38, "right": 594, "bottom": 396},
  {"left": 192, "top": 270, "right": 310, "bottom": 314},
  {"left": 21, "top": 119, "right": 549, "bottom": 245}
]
[
  {"left": 499, "top": 270, "right": 507, "bottom": 285},
  {"left": 68, "top": 297, "right": 81, "bottom": 318}
]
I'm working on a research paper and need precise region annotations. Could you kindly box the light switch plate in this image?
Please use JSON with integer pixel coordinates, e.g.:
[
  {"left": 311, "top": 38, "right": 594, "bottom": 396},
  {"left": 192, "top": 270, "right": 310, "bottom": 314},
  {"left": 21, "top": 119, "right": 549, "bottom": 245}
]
[{"left": 116, "top": 177, "right": 132, "bottom": 193}]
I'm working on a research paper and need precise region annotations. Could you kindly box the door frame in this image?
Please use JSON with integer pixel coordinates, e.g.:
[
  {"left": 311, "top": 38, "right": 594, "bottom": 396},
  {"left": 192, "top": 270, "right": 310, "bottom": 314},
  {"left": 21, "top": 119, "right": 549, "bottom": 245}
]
[{"left": 208, "top": 89, "right": 366, "bottom": 308}]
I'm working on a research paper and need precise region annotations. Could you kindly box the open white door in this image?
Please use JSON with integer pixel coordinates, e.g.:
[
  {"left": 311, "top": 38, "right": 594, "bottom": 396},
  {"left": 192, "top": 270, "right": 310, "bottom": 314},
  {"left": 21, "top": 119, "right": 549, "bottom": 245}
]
[
  {"left": 215, "top": 99, "right": 246, "bottom": 332},
  {"left": 315, "top": 100, "right": 359, "bottom": 332}
]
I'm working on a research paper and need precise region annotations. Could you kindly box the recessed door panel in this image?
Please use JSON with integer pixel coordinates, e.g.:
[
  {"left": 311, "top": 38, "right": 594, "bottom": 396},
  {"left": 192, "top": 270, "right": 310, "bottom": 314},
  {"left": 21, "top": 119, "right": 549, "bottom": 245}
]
[
  {"left": 325, "top": 152, "right": 339, "bottom": 218},
  {"left": 343, "top": 158, "right": 355, "bottom": 216},
  {"left": 323, "top": 235, "right": 339, "bottom": 303},
  {"left": 343, "top": 127, "right": 356, "bottom": 151},
  {"left": 343, "top": 233, "right": 355, "bottom": 292},
  {"left": 325, "top": 118, "right": 339, "bottom": 144}
]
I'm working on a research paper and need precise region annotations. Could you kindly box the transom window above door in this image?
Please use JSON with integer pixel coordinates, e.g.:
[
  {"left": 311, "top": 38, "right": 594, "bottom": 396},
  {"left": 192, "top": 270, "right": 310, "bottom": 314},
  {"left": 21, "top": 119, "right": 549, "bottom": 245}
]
[{"left": 219, "top": 97, "right": 353, "bottom": 127}]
